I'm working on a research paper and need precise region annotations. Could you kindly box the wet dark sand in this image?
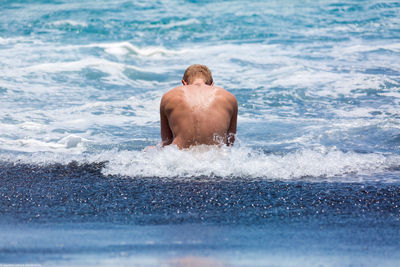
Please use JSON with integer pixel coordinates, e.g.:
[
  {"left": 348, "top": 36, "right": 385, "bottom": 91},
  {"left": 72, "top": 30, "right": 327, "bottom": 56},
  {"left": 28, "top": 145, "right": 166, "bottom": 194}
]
[{"left": 1, "top": 162, "right": 399, "bottom": 265}]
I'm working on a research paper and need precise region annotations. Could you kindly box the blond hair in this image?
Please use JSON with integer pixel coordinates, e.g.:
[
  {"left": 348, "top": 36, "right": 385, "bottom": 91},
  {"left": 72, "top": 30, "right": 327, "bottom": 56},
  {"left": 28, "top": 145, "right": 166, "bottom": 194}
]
[{"left": 182, "top": 64, "right": 213, "bottom": 85}]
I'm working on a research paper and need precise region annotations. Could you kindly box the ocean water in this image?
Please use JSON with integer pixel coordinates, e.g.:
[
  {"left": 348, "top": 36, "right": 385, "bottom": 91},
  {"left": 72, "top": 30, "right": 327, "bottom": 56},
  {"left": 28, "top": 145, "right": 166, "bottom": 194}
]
[{"left": 1, "top": 0, "right": 400, "bottom": 266}]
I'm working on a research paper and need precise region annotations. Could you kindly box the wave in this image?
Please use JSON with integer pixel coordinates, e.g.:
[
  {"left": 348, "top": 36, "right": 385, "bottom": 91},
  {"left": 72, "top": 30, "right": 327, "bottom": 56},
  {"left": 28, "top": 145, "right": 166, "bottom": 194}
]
[
  {"left": 85, "top": 42, "right": 184, "bottom": 57},
  {"left": 0, "top": 146, "right": 398, "bottom": 182},
  {"left": 102, "top": 146, "right": 399, "bottom": 181},
  {"left": 50, "top": 20, "right": 88, "bottom": 27}
]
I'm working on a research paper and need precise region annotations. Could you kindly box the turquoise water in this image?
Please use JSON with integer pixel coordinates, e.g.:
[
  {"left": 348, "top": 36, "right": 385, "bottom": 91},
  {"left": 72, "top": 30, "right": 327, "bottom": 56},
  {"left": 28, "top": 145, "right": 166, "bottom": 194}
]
[{"left": 1, "top": 0, "right": 400, "bottom": 266}]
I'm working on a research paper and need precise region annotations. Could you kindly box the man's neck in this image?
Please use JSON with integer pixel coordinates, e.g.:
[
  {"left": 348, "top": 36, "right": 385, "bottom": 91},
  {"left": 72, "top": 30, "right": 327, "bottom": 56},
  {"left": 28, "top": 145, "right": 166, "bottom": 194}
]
[{"left": 190, "top": 78, "right": 207, "bottom": 86}]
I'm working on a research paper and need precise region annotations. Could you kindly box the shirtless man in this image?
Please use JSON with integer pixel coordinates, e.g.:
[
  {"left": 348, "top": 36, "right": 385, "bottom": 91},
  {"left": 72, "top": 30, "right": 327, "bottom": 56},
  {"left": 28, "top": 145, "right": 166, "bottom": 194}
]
[{"left": 160, "top": 64, "right": 238, "bottom": 149}]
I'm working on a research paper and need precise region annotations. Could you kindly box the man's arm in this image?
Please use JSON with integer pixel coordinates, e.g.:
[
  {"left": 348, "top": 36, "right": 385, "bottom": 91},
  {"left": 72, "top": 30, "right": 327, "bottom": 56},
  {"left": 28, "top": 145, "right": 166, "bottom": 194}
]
[
  {"left": 160, "top": 95, "right": 173, "bottom": 146},
  {"left": 227, "top": 95, "right": 238, "bottom": 146}
]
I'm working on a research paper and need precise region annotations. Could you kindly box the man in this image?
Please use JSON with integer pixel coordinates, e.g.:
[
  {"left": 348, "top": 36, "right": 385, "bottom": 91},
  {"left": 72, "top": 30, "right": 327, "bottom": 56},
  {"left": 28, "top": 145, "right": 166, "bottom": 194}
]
[{"left": 160, "top": 64, "right": 238, "bottom": 149}]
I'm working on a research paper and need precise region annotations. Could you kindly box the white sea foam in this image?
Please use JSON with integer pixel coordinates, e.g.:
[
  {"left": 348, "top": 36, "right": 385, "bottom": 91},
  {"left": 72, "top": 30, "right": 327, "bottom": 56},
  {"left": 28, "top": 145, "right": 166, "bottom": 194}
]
[
  {"left": 23, "top": 58, "right": 123, "bottom": 73},
  {"left": 51, "top": 20, "right": 88, "bottom": 27},
  {"left": 23, "top": 58, "right": 133, "bottom": 86},
  {"left": 1, "top": 29, "right": 399, "bottom": 183},
  {"left": 86, "top": 42, "right": 183, "bottom": 57},
  {"left": 101, "top": 146, "right": 399, "bottom": 181},
  {"left": 79, "top": 40, "right": 399, "bottom": 99},
  {"left": 2, "top": 39, "right": 398, "bottom": 98},
  {"left": 1, "top": 146, "right": 397, "bottom": 182},
  {"left": 0, "top": 136, "right": 87, "bottom": 154}
]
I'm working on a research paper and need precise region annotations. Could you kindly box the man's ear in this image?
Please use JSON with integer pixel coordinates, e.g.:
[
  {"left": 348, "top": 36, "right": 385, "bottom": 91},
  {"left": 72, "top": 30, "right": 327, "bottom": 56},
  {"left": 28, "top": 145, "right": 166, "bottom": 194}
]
[{"left": 182, "top": 80, "right": 188, "bottom": 85}]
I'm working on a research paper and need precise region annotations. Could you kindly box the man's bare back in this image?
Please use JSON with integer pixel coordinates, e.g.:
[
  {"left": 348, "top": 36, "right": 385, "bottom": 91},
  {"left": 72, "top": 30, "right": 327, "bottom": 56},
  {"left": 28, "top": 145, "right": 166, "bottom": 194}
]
[{"left": 160, "top": 65, "right": 237, "bottom": 149}]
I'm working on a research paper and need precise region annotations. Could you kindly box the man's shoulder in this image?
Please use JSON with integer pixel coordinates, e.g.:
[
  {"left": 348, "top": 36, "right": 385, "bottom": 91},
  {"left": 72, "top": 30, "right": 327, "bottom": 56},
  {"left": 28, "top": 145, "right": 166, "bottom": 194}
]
[
  {"left": 162, "top": 86, "right": 183, "bottom": 98},
  {"left": 214, "top": 86, "right": 237, "bottom": 103},
  {"left": 161, "top": 86, "right": 185, "bottom": 106}
]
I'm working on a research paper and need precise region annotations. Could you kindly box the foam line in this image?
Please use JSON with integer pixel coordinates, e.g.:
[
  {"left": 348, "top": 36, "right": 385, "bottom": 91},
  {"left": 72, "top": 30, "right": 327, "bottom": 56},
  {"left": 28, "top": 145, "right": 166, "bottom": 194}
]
[
  {"left": 84, "top": 42, "right": 183, "bottom": 57},
  {"left": 101, "top": 146, "right": 399, "bottom": 181},
  {"left": 1, "top": 147, "right": 398, "bottom": 182}
]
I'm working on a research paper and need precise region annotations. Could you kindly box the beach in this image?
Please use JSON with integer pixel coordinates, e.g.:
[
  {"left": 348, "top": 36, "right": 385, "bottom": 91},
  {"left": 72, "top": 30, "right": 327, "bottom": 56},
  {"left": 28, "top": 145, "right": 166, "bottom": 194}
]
[{"left": 1, "top": 0, "right": 400, "bottom": 265}]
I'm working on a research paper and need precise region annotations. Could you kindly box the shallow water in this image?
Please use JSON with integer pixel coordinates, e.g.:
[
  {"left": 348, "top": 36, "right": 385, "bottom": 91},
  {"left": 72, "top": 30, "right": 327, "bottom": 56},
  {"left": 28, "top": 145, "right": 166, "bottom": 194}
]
[{"left": 1, "top": 0, "right": 400, "bottom": 265}]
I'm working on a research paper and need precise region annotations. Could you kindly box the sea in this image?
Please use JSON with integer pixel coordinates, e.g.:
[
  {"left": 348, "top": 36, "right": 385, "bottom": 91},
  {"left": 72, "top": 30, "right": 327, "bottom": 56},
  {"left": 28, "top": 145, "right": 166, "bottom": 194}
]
[{"left": 0, "top": 0, "right": 400, "bottom": 266}]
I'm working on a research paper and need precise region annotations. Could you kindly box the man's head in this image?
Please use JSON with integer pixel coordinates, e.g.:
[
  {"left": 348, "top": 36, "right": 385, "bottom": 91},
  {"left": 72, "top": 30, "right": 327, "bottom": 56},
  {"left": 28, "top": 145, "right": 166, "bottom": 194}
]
[{"left": 182, "top": 64, "right": 213, "bottom": 85}]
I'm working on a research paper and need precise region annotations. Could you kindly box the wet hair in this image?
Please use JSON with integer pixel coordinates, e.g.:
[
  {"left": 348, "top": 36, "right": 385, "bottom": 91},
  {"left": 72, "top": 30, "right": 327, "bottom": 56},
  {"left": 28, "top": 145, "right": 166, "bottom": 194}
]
[{"left": 182, "top": 64, "right": 213, "bottom": 85}]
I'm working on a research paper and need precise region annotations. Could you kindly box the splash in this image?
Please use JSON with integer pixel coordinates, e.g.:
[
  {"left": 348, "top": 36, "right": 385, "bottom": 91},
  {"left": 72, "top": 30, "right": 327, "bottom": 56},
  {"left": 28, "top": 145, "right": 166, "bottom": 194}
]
[
  {"left": 101, "top": 146, "right": 399, "bottom": 181},
  {"left": 1, "top": 146, "right": 397, "bottom": 182}
]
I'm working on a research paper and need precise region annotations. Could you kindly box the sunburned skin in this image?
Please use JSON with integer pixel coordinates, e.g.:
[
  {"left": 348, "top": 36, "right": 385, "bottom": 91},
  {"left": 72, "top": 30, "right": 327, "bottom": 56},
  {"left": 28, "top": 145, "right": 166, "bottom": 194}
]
[
  {"left": 184, "top": 85, "right": 217, "bottom": 144},
  {"left": 160, "top": 78, "right": 238, "bottom": 149},
  {"left": 184, "top": 84, "right": 217, "bottom": 109}
]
